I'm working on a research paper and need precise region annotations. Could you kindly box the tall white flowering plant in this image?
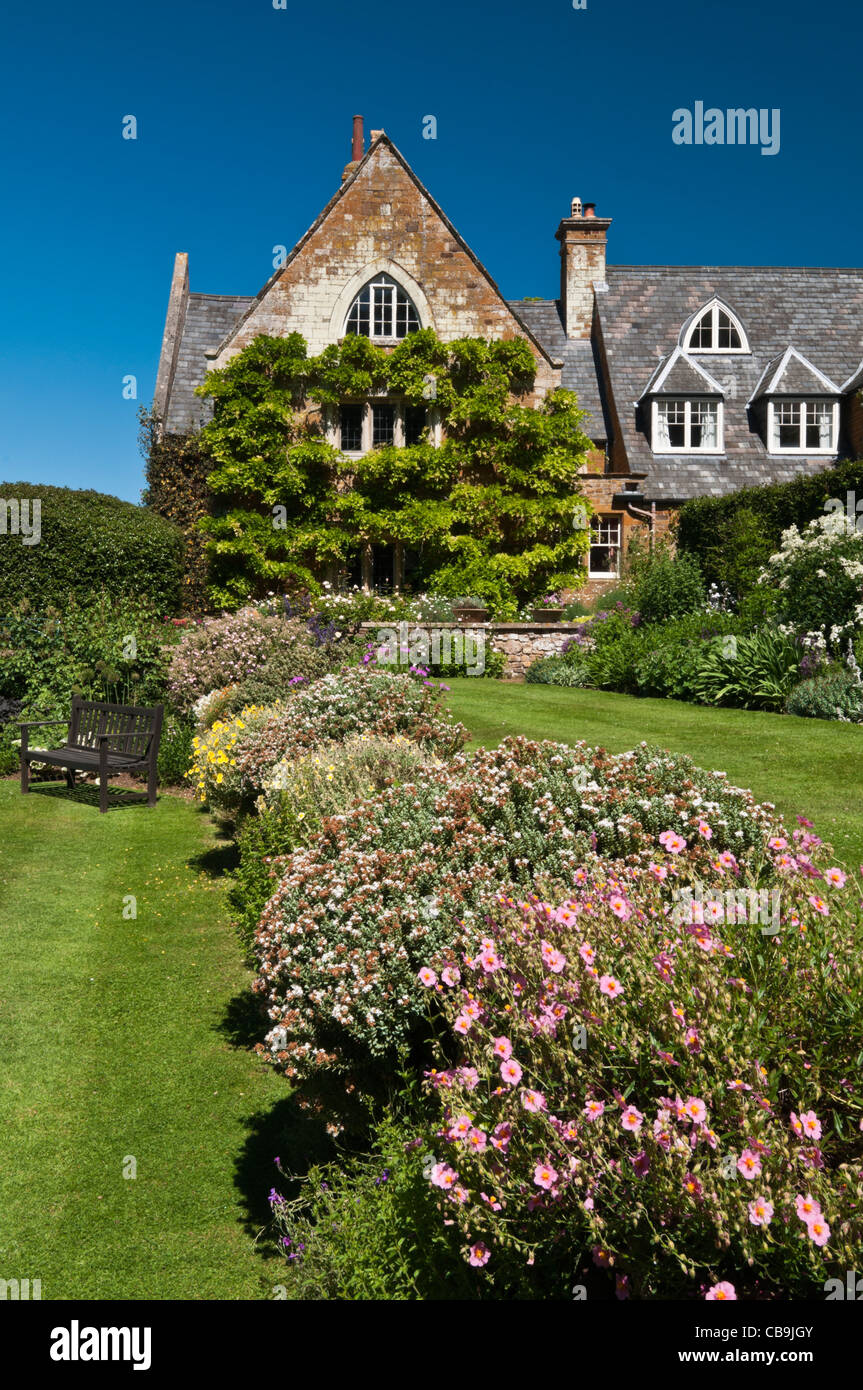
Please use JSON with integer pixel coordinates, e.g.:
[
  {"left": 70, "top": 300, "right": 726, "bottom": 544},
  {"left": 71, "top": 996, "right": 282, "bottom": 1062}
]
[{"left": 762, "top": 511, "right": 863, "bottom": 645}]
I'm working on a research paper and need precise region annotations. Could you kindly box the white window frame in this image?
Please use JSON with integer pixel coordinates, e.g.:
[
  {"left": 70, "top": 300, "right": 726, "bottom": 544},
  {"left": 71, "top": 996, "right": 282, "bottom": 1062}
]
[
  {"left": 588, "top": 515, "right": 621, "bottom": 579},
  {"left": 651, "top": 397, "right": 724, "bottom": 455},
  {"left": 683, "top": 301, "right": 749, "bottom": 354},
  {"left": 344, "top": 273, "right": 420, "bottom": 342},
  {"left": 767, "top": 398, "right": 838, "bottom": 455}
]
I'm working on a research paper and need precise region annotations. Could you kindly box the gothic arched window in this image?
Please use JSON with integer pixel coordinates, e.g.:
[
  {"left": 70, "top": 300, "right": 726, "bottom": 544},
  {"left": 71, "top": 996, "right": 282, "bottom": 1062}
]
[
  {"left": 344, "top": 273, "right": 420, "bottom": 340},
  {"left": 682, "top": 299, "right": 749, "bottom": 353}
]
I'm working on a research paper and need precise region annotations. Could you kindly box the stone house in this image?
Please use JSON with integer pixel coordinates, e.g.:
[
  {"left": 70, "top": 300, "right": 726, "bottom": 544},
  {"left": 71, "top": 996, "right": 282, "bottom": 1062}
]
[{"left": 154, "top": 117, "right": 863, "bottom": 601}]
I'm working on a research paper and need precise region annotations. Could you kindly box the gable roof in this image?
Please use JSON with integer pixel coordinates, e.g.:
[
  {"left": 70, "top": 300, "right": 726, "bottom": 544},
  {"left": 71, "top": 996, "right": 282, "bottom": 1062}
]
[
  {"left": 640, "top": 346, "right": 724, "bottom": 399},
  {"left": 748, "top": 345, "right": 840, "bottom": 403},
  {"left": 210, "top": 133, "right": 558, "bottom": 370},
  {"left": 841, "top": 359, "right": 863, "bottom": 395}
]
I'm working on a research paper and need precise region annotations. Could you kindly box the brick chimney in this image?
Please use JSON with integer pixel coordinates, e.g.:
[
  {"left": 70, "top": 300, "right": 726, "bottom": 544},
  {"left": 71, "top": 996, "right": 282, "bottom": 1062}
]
[
  {"left": 342, "top": 114, "right": 364, "bottom": 182},
  {"left": 556, "top": 199, "right": 612, "bottom": 339}
]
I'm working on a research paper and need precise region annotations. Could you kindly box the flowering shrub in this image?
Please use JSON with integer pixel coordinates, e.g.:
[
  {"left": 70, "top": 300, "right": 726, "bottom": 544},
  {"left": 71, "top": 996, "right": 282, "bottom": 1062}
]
[
  {"left": 188, "top": 705, "right": 278, "bottom": 810},
  {"left": 266, "top": 1109, "right": 473, "bottom": 1299},
  {"left": 252, "top": 738, "right": 781, "bottom": 1103},
  {"left": 233, "top": 667, "right": 466, "bottom": 808},
  {"left": 230, "top": 735, "right": 436, "bottom": 954},
  {"left": 167, "top": 608, "right": 346, "bottom": 713},
  {"left": 417, "top": 826, "right": 863, "bottom": 1299},
  {"left": 761, "top": 510, "right": 863, "bottom": 640}
]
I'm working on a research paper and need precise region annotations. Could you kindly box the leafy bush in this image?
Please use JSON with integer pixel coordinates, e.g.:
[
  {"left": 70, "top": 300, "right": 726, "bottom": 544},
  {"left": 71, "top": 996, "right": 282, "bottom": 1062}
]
[
  {"left": 157, "top": 714, "right": 196, "bottom": 787},
  {"left": 0, "top": 592, "right": 173, "bottom": 710},
  {"left": 700, "top": 507, "right": 774, "bottom": 602},
  {"left": 566, "top": 612, "right": 743, "bottom": 704},
  {"left": 230, "top": 735, "right": 436, "bottom": 954},
  {"left": 691, "top": 629, "right": 802, "bottom": 711},
  {"left": 525, "top": 654, "right": 592, "bottom": 687},
  {"left": 677, "top": 456, "right": 863, "bottom": 593},
  {"left": 251, "top": 738, "right": 780, "bottom": 1107},
  {"left": 627, "top": 546, "right": 706, "bottom": 624},
  {"left": 140, "top": 409, "right": 213, "bottom": 612},
  {"left": 417, "top": 831, "right": 863, "bottom": 1299},
  {"left": 786, "top": 669, "right": 863, "bottom": 723},
  {"left": 269, "top": 1108, "right": 473, "bottom": 1299},
  {"left": 761, "top": 511, "right": 863, "bottom": 639},
  {"left": 0, "top": 482, "right": 183, "bottom": 615}
]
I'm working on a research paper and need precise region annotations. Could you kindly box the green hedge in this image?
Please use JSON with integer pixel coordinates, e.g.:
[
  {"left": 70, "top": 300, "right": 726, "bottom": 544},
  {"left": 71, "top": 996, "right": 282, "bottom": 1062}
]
[
  {"left": 676, "top": 458, "right": 863, "bottom": 590},
  {"left": 0, "top": 482, "right": 184, "bottom": 614}
]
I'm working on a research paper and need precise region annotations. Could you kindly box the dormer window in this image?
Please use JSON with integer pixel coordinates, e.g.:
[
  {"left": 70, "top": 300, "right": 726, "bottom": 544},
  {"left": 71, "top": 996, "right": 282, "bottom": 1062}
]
[
  {"left": 682, "top": 299, "right": 749, "bottom": 354},
  {"left": 344, "top": 273, "right": 420, "bottom": 340},
  {"left": 748, "top": 349, "right": 840, "bottom": 455},
  {"left": 769, "top": 399, "right": 838, "bottom": 454},
  {"left": 653, "top": 398, "right": 722, "bottom": 453}
]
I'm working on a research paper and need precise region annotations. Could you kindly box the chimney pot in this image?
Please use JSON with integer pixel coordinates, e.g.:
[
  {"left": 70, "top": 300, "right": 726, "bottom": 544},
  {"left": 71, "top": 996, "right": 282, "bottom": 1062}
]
[
  {"left": 352, "top": 114, "right": 364, "bottom": 163},
  {"left": 583, "top": 202, "right": 596, "bottom": 218},
  {"left": 571, "top": 197, "right": 582, "bottom": 218}
]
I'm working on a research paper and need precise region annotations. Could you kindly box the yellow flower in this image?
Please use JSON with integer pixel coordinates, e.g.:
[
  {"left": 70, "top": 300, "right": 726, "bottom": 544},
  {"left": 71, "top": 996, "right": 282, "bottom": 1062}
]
[{"left": 216, "top": 773, "right": 224, "bottom": 783}]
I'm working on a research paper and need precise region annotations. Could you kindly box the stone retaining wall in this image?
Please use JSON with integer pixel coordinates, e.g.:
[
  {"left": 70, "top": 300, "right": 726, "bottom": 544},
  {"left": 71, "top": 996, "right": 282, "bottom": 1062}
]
[{"left": 360, "top": 621, "right": 574, "bottom": 680}]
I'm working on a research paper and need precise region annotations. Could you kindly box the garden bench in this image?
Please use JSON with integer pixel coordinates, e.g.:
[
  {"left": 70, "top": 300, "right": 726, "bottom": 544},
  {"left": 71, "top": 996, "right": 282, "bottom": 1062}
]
[{"left": 19, "top": 697, "right": 164, "bottom": 813}]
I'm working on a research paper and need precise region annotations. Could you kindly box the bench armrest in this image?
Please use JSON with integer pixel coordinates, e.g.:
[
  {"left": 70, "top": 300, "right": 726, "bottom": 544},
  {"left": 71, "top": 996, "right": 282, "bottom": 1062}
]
[{"left": 19, "top": 718, "right": 69, "bottom": 731}]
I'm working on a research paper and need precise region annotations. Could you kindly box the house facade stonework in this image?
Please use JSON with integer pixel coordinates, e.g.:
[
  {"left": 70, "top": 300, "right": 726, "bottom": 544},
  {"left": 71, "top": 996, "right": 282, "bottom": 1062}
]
[{"left": 155, "top": 119, "right": 863, "bottom": 595}]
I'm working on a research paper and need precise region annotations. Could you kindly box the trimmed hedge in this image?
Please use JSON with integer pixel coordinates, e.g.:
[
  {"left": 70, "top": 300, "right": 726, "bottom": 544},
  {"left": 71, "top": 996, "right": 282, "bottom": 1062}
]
[
  {"left": 676, "top": 458, "right": 863, "bottom": 590},
  {"left": 0, "top": 482, "right": 184, "bottom": 614}
]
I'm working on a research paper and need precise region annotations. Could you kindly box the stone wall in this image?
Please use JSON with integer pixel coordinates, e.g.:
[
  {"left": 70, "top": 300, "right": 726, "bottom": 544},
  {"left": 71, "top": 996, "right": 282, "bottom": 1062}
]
[
  {"left": 360, "top": 620, "right": 574, "bottom": 680},
  {"left": 211, "top": 137, "right": 558, "bottom": 405},
  {"left": 486, "top": 623, "right": 575, "bottom": 678}
]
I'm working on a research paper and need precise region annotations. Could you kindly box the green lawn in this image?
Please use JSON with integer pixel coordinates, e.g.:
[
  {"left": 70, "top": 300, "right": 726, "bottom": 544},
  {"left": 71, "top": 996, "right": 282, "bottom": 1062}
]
[
  {"left": 3, "top": 684, "right": 861, "bottom": 1300},
  {"left": 444, "top": 680, "right": 863, "bottom": 869},
  {"left": 0, "top": 780, "right": 287, "bottom": 1300}
]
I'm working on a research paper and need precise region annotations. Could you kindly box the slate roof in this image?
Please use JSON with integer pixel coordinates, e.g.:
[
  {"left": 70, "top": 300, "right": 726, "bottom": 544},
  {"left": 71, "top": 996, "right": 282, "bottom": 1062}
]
[
  {"left": 749, "top": 346, "right": 841, "bottom": 402},
  {"left": 508, "top": 299, "right": 608, "bottom": 440},
  {"left": 164, "top": 293, "right": 252, "bottom": 434},
  {"left": 159, "top": 262, "right": 863, "bottom": 505},
  {"left": 641, "top": 347, "right": 724, "bottom": 398},
  {"left": 592, "top": 266, "right": 863, "bottom": 500}
]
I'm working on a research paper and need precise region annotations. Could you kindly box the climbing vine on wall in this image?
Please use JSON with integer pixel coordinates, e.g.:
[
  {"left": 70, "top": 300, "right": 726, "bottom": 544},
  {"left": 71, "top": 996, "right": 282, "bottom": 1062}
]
[
  {"left": 139, "top": 407, "right": 212, "bottom": 612},
  {"left": 183, "top": 328, "right": 592, "bottom": 614}
]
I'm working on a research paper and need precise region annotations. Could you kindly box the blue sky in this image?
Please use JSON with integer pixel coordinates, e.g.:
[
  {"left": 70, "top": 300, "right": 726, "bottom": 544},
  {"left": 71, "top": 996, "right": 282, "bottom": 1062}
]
[{"left": 1, "top": 0, "right": 860, "bottom": 502}]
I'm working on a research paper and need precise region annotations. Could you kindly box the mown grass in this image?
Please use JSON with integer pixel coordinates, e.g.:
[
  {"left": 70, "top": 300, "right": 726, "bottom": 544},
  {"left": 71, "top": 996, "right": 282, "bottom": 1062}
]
[
  {"left": 0, "top": 779, "right": 287, "bottom": 1300},
  {"left": 444, "top": 680, "right": 863, "bottom": 869}
]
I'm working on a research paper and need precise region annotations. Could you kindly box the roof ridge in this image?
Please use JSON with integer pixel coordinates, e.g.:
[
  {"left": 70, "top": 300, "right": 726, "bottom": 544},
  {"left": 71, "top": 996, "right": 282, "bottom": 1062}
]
[{"left": 608, "top": 264, "right": 863, "bottom": 274}]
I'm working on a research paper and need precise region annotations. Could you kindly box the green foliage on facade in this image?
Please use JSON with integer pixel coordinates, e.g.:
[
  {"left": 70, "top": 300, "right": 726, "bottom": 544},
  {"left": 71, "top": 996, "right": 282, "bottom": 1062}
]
[{"left": 192, "top": 330, "right": 592, "bottom": 614}]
